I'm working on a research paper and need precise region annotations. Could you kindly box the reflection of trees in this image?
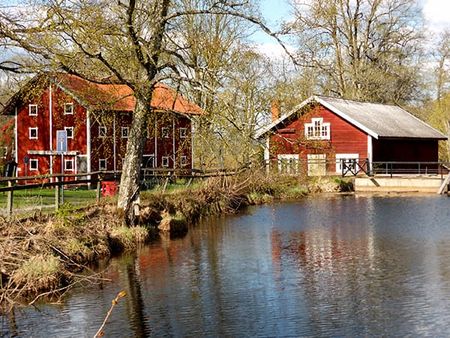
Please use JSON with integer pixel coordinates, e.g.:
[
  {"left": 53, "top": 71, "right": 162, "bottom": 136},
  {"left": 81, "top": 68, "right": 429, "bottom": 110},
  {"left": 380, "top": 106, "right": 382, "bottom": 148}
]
[
  {"left": 121, "top": 255, "right": 150, "bottom": 338},
  {"left": 269, "top": 196, "right": 450, "bottom": 335}
]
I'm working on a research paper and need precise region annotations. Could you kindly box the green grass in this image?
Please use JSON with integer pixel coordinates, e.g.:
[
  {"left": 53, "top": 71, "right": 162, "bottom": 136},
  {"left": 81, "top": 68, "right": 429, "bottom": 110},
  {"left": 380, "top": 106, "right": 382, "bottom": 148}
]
[{"left": 0, "top": 187, "right": 97, "bottom": 212}]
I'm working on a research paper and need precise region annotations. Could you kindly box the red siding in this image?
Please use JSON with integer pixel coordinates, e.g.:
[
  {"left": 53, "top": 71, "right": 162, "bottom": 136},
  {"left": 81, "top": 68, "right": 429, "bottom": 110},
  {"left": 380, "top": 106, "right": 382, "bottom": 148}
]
[
  {"left": 15, "top": 82, "right": 194, "bottom": 177},
  {"left": 269, "top": 105, "right": 368, "bottom": 172}
]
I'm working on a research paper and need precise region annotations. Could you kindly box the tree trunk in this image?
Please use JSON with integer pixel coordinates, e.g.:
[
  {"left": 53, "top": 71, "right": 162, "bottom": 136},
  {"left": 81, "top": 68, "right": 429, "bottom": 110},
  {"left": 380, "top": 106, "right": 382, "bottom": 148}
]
[{"left": 117, "top": 92, "right": 152, "bottom": 225}]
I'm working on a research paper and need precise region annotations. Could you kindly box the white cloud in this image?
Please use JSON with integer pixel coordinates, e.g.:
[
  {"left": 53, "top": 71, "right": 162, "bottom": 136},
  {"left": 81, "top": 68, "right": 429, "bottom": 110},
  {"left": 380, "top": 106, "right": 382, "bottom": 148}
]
[
  {"left": 256, "top": 41, "right": 295, "bottom": 61},
  {"left": 423, "top": 0, "right": 450, "bottom": 32}
]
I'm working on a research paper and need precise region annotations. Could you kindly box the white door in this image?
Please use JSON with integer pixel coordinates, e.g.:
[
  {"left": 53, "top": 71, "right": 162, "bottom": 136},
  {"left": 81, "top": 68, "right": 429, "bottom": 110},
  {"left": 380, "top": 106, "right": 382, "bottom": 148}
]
[{"left": 307, "top": 154, "right": 326, "bottom": 176}]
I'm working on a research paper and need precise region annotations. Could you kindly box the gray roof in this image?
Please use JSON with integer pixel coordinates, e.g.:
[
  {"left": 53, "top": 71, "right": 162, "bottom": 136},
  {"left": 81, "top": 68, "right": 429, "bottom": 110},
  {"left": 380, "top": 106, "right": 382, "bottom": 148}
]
[{"left": 256, "top": 95, "right": 447, "bottom": 140}]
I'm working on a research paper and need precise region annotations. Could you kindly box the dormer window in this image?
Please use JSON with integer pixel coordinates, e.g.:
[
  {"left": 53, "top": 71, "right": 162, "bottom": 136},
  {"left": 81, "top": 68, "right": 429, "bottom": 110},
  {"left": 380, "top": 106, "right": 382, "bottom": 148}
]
[
  {"left": 64, "top": 103, "right": 74, "bottom": 115},
  {"left": 29, "top": 104, "right": 38, "bottom": 116},
  {"left": 304, "top": 118, "right": 330, "bottom": 140}
]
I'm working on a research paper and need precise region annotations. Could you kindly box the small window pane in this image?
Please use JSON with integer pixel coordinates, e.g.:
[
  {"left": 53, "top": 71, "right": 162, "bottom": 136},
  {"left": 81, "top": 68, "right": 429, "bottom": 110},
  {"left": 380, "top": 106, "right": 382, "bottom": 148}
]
[
  {"left": 64, "top": 103, "right": 74, "bottom": 115},
  {"left": 162, "top": 156, "right": 169, "bottom": 167},
  {"left": 30, "top": 159, "right": 38, "bottom": 171},
  {"left": 179, "top": 128, "right": 187, "bottom": 138},
  {"left": 65, "top": 127, "right": 74, "bottom": 139},
  {"left": 29, "top": 104, "right": 38, "bottom": 116},
  {"left": 99, "top": 159, "right": 107, "bottom": 170},
  {"left": 162, "top": 127, "right": 170, "bottom": 138}
]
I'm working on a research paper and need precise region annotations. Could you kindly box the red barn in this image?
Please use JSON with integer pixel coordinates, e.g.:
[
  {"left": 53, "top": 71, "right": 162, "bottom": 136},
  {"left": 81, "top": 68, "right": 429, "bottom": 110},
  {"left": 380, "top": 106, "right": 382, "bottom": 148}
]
[
  {"left": 2, "top": 73, "right": 202, "bottom": 177},
  {"left": 256, "top": 96, "right": 447, "bottom": 176}
]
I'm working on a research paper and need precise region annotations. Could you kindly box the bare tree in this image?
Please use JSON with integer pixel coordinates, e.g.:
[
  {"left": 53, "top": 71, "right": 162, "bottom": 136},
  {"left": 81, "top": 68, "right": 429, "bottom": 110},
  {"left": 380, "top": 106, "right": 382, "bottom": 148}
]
[
  {"left": 434, "top": 30, "right": 450, "bottom": 102},
  {"left": 0, "top": 0, "right": 282, "bottom": 224},
  {"left": 289, "top": 0, "right": 425, "bottom": 104}
]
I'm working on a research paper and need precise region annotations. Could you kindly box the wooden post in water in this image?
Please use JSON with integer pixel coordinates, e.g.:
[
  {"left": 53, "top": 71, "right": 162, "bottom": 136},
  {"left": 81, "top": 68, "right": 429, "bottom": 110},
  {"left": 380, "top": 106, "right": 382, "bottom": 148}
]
[
  {"left": 6, "top": 180, "right": 13, "bottom": 219},
  {"left": 55, "top": 176, "right": 60, "bottom": 210}
]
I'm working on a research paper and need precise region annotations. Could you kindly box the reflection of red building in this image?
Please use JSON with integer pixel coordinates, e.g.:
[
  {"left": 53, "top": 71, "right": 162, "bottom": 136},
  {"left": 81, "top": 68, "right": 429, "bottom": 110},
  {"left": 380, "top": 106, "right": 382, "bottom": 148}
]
[
  {"left": 270, "top": 227, "right": 375, "bottom": 271},
  {"left": 2, "top": 73, "right": 202, "bottom": 177}
]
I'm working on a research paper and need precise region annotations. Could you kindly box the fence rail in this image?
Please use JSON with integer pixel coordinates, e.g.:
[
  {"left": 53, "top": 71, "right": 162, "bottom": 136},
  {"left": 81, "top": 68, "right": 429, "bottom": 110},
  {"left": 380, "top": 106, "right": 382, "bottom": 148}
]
[
  {"left": 264, "top": 158, "right": 450, "bottom": 178},
  {"left": 0, "top": 167, "right": 246, "bottom": 218}
]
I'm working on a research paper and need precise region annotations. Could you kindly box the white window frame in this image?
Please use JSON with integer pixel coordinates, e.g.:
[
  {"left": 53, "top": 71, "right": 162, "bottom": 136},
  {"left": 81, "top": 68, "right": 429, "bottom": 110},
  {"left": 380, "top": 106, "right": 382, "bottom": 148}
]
[
  {"left": 121, "top": 127, "right": 129, "bottom": 139},
  {"left": 65, "top": 126, "right": 74, "bottom": 139},
  {"left": 180, "top": 155, "right": 188, "bottom": 167},
  {"left": 29, "top": 159, "right": 38, "bottom": 171},
  {"left": 304, "top": 118, "right": 330, "bottom": 140},
  {"left": 29, "top": 104, "right": 38, "bottom": 116},
  {"left": 179, "top": 128, "right": 188, "bottom": 138},
  {"left": 336, "top": 154, "right": 359, "bottom": 175},
  {"left": 29, "top": 127, "right": 38, "bottom": 140},
  {"left": 277, "top": 154, "right": 299, "bottom": 174},
  {"left": 161, "top": 127, "right": 170, "bottom": 138},
  {"left": 64, "top": 158, "right": 74, "bottom": 171},
  {"left": 98, "top": 126, "right": 107, "bottom": 138},
  {"left": 307, "top": 154, "right": 327, "bottom": 176},
  {"left": 142, "top": 154, "right": 155, "bottom": 168},
  {"left": 99, "top": 159, "right": 107, "bottom": 171},
  {"left": 64, "top": 103, "right": 74, "bottom": 115},
  {"left": 162, "top": 156, "right": 170, "bottom": 168}
]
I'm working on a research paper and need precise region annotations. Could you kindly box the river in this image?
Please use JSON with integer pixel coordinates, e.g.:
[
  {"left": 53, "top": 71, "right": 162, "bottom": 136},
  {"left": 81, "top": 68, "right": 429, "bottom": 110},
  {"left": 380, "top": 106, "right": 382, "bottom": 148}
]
[{"left": 2, "top": 194, "right": 450, "bottom": 337}]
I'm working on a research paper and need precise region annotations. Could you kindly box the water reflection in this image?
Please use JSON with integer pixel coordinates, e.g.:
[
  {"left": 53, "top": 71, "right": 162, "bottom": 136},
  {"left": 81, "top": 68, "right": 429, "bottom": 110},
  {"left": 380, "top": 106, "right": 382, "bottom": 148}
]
[{"left": 3, "top": 195, "right": 450, "bottom": 337}]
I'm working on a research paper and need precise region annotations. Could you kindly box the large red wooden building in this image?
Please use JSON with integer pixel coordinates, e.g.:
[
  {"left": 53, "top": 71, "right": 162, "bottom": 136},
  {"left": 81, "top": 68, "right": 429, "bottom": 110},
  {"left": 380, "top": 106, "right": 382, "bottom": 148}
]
[
  {"left": 256, "top": 96, "right": 447, "bottom": 175},
  {"left": 3, "top": 73, "right": 202, "bottom": 177}
]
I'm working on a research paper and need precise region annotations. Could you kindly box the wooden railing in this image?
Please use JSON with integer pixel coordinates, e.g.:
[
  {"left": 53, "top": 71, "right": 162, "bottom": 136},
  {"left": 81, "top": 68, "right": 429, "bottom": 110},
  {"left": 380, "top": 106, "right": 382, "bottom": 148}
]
[{"left": 0, "top": 167, "right": 246, "bottom": 218}]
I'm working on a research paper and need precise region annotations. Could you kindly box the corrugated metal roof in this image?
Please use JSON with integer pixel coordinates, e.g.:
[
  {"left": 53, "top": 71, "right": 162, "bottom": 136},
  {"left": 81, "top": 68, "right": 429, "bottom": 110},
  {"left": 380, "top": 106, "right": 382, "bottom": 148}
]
[{"left": 256, "top": 95, "right": 447, "bottom": 140}]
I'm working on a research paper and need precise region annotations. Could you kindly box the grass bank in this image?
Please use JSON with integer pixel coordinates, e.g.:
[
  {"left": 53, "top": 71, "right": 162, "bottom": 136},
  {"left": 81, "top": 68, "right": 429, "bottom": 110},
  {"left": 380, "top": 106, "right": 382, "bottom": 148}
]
[{"left": 0, "top": 172, "right": 350, "bottom": 311}]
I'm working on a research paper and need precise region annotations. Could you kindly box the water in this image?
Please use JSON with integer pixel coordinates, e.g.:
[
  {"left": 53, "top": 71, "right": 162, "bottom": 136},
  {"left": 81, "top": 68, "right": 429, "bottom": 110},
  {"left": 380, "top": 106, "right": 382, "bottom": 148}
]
[{"left": 3, "top": 194, "right": 450, "bottom": 337}]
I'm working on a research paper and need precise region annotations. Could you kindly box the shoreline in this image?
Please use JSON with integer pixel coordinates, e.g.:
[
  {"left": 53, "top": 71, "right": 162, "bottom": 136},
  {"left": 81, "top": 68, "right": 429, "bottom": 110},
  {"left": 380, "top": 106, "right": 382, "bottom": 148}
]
[{"left": 4, "top": 174, "right": 438, "bottom": 311}]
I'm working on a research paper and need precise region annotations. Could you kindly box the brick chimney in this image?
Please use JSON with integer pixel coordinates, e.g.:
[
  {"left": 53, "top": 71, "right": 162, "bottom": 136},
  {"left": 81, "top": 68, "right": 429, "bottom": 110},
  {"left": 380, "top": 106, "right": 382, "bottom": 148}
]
[{"left": 271, "top": 100, "right": 281, "bottom": 121}]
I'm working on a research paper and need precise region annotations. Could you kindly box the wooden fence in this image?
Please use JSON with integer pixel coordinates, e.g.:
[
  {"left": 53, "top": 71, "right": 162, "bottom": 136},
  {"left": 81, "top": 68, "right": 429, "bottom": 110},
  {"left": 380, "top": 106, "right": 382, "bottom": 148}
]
[{"left": 0, "top": 167, "right": 245, "bottom": 218}]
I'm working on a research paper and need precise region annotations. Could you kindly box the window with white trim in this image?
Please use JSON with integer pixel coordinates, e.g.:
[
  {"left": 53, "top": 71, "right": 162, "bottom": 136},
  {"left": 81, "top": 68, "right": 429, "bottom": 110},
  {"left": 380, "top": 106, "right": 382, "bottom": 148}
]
[
  {"left": 161, "top": 127, "right": 170, "bottom": 138},
  {"left": 180, "top": 156, "right": 188, "bottom": 167},
  {"left": 304, "top": 118, "right": 330, "bottom": 140},
  {"left": 277, "top": 154, "right": 299, "bottom": 174},
  {"left": 121, "top": 127, "right": 129, "bottom": 138},
  {"left": 179, "top": 128, "right": 187, "bottom": 138},
  {"left": 29, "top": 159, "right": 38, "bottom": 171},
  {"left": 64, "top": 159, "right": 74, "bottom": 171},
  {"left": 64, "top": 103, "right": 74, "bottom": 115},
  {"left": 99, "top": 126, "right": 107, "bottom": 138},
  {"left": 65, "top": 127, "right": 74, "bottom": 139},
  {"left": 29, "top": 104, "right": 38, "bottom": 116},
  {"left": 99, "top": 159, "right": 107, "bottom": 170},
  {"left": 307, "top": 154, "right": 326, "bottom": 176},
  {"left": 29, "top": 127, "right": 38, "bottom": 140},
  {"left": 162, "top": 156, "right": 169, "bottom": 167}
]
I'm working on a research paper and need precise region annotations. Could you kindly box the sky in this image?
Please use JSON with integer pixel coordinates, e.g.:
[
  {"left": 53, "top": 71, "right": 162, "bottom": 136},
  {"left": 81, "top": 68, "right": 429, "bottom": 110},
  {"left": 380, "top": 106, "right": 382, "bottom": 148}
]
[{"left": 255, "top": 0, "right": 450, "bottom": 57}]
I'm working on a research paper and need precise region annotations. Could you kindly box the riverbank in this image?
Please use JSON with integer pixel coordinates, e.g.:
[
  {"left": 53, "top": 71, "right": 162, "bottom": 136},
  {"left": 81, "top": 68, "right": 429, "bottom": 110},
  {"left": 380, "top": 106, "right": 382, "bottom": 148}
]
[{"left": 0, "top": 173, "right": 348, "bottom": 311}]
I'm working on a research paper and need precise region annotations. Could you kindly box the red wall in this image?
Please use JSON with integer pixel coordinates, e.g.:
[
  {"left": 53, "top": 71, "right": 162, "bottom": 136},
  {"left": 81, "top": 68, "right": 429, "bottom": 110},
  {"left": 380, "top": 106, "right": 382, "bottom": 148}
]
[
  {"left": 269, "top": 105, "right": 368, "bottom": 171},
  {"left": 15, "top": 83, "right": 194, "bottom": 177},
  {"left": 16, "top": 84, "right": 88, "bottom": 177}
]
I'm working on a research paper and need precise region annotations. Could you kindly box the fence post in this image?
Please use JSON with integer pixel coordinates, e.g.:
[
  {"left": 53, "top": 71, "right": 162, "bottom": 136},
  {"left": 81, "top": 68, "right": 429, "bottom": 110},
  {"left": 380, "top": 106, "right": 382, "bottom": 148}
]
[
  {"left": 96, "top": 176, "right": 102, "bottom": 203},
  {"left": 55, "top": 176, "right": 60, "bottom": 210},
  {"left": 6, "top": 180, "right": 13, "bottom": 219},
  {"left": 61, "top": 177, "right": 64, "bottom": 205}
]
